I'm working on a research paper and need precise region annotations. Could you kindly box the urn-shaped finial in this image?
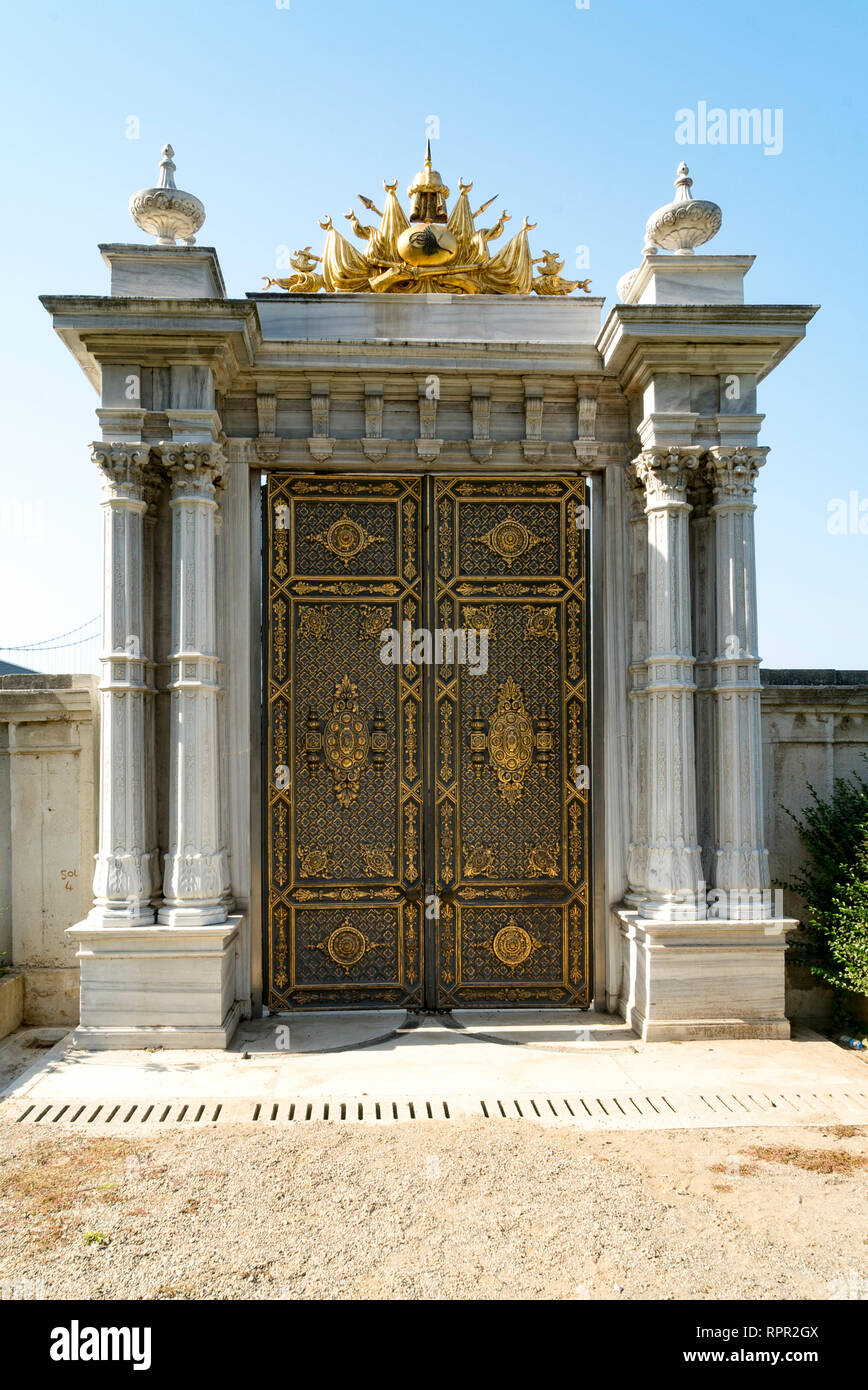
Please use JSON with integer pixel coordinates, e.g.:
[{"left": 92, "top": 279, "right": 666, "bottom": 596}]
[
  {"left": 129, "top": 144, "right": 205, "bottom": 246},
  {"left": 643, "top": 162, "right": 722, "bottom": 255}
]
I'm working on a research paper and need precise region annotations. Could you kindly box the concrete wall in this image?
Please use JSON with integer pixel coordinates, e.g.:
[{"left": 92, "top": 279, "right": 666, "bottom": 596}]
[
  {"left": 761, "top": 671, "right": 868, "bottom": 1027},
  {"left": 0, "top": 675, "right": 98, "bottom": 1030}
]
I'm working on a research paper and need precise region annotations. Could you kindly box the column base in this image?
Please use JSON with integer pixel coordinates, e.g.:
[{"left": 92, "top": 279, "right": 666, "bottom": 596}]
[
  {"left": 157, "top": 903, "right": 228, "bottom": 927},
  {"left": 87, "top": 906, "right": 156, "bottom": 928},
  {"left": 617, "top": 908, "right": 797, "bottom": 1042},
  {"left": 67, "top": 914, "right": 244, "bottom": 1050},
  {"left": 631, "top": 893, "right": 707, "bottom": 922}
]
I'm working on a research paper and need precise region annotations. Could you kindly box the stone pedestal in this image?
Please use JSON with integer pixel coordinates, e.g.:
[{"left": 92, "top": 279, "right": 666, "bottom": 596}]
[
  {"left": 68, "top": 917, "right": 242, "bottom": 1048},
  {"left": 618, "top": 910, "right": 796, "bottom": 1040}
]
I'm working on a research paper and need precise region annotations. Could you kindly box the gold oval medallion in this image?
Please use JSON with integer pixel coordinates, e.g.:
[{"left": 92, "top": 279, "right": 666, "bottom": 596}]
[{"left": 397, "top": 223, "right": 458, "bottom": 267}]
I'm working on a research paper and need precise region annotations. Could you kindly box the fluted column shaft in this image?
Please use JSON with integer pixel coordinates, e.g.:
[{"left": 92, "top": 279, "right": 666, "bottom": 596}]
[
  {"left": 633, "top": 448, "right": 703, "bottom": 917},
  {"left": 689, "top": 477, "right": 717, "bottom": 886},
  {"left": 157, "top": 444, "right": 230, "bottom": 926},
  {"left": 142, "top": 471, "right": 161, "bottom": 905},
  {"left": 89, "top": 444, "right": 156, "bottom": 925},
  {"left": 708, "top": 447, "right": 770, "bottom": 906},
  {"left": 625, "top": 468, "right": 650, "bottom": 901}
]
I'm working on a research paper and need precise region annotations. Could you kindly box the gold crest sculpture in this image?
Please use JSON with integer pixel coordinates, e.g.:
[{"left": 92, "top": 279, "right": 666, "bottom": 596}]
[{"left": 263, "top": 141, "right": 591, "bottom": 296}]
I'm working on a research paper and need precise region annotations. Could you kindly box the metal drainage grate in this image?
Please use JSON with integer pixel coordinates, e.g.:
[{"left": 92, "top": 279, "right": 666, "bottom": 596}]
[
  {"left": 7, "top": 1089, "right": 868, "bottom": 1130},
  {"left": 10, "top": 1098, "right": 453, "bottom": 1126}
]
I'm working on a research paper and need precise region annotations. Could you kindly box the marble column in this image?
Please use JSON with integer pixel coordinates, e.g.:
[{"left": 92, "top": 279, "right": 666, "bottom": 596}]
[
  {"left": 689, "top": 474, "right": 717, "bottom": 887},
  {"left": 142, "top": 468, "right": 162, "bottom": 905},
  {"left": 625, "top": 465, "right": 650, "bottom": 902},
  {"left": 157, "top": 443, "right": 231, "bottom": 926},
  {"left": 633, "top": 446, "right": 703, "bottom": 916},
  {"left": 707, "top": 446, "right": 770, "bottom": 908},
  {"left": 89, "top": 443, "right": 156, "bottom": 926}
]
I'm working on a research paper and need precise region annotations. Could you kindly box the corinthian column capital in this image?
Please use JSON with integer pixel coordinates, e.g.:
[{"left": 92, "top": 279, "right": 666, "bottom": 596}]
[
  {"left": 624, "top": 461, "right": 649, "bottom": 519},
  {"left": 156, "top": 441, "right": 225, "bottom": 498},
  {"left": 91, "top": 442, "right": 151, "bottom": 500},
  {"left": 706, "top": 446, "right": 768, "bottom": 503},
  {"left": 633, "top": 446, "right": 702, "bottom": 507}
]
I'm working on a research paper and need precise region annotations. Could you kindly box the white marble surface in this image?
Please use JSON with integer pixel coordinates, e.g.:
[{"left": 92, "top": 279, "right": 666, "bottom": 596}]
[
  {"left": 68, "top": 917, "right": 243, "bottom": 1048},
  {"left": 626, "top": 255, "right": 754, "bottom": 306},
  {"left": 100, "top": 244, "right": 226, "bottom": 299},
  {"left": 255, "top": 292, "right": 605, "bottom": 344}
]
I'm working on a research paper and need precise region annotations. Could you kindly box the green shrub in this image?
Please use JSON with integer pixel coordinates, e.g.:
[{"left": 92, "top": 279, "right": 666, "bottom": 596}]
[{"left": 784, "top": 762, "right": 868, "bottom": 1020}]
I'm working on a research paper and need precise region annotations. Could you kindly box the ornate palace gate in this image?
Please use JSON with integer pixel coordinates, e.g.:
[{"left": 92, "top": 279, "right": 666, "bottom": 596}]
[{"left": 264, "top": 475, "right": 590, "bottom": 1011}]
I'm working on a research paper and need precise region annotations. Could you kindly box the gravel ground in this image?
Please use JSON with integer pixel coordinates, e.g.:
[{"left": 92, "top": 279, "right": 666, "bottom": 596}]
[{"left": 0, "top": 1117, "right": 866, "bottom": 1301}]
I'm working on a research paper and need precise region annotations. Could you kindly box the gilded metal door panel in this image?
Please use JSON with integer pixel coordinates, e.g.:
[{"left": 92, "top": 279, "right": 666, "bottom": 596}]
[
  {"left": 432, "top": 478, "right": 590, "bottom": 1008},
  {"left": 265, "top": 473, "right": 590, "bottom": 1011},
  {"left": 265, "top": 475, "right": 423, "bottom": 1009}
]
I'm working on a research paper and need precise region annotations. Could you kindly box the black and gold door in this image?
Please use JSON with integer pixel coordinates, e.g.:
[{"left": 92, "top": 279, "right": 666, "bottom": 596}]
[{"left": 265, "top": 474, "right": 589, "bottom": 1011}]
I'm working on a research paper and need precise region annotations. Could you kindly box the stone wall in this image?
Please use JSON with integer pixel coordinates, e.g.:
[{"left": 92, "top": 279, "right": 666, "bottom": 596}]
[
  {"left": 0, "top": 675, "right": 98, "bottom": 1032},
  {"left": 761, "top": 671, "right": 868, "bottom": 1027}
]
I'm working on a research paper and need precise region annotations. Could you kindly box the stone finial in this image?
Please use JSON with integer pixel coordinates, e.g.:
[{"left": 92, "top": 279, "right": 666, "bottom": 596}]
[
  {"left": 616, "top": 265, "right": 642, "bottom": 301},
  {"left": 643, "top": 162, "right": 722, "bottom": 256},
  {"left": 129, "top": 144, "right": 205, "bottom": 247}
]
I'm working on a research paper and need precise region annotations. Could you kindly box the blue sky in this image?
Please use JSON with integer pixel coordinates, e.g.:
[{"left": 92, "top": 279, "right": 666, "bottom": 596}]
[{"left": 1, "top": 0, "right": 865, "bottom": 667}]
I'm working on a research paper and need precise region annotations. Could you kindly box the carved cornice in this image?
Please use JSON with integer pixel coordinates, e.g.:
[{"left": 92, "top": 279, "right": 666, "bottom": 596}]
[
  {"left": 361, "top": 439, "right": 389, "bottom": 462},
  {"left": 573, "top": 442, "right": 599, "bottom": 466},
  {"left": 521, "top": 439, "right": 549, "bottom": 463},
  {"left": 633, "top": 446, "right": 702, "bottom": 506},
  {"left": 256, "top": 391, "right": 277, "bottom": 438},
  {"left": 469, "top": 441, "right": 494, "bottom": 464},
  {"left": 524, "top": 392, "right": 543, "bottom": 439},
  {"left": 418, "top": 386, "right": 438, "bottom": 440},
  {"left": 471, "top": 388, "right": 491, "bottom": 446},
  {"left": 310, "top": 385, "right": 331, "bottom": 438},
  {"left": 256, "top": 390, "right": 280, "bottom": 463},
  {"left": 706, "top": 446, "right": 768, "bottom": 503},
  {"left": 576, "top": 390, "right": 597, "bottom": 442},
  {"left": 307, "top": 437, "right": 336, "bottom": 462},
  {"left": 415, "top": 437, "right": 443, "bottom": 463}
]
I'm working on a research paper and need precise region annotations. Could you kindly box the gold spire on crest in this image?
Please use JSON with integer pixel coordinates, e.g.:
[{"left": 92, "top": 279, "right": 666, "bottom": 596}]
[{"left": 262, "top": 144, "right": 592, "bottom": 296}]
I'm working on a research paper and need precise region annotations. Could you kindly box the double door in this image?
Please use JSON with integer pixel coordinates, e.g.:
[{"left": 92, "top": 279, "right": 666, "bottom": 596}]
[{"left": 264, "top": 474, "right": 589, "bottom": 1010}]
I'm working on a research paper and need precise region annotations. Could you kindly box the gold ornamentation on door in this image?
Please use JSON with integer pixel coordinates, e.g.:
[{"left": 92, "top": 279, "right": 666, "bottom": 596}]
[
  {"left": 318, "top": 919, "right": 381, "bottom": 974},
  {"left": 297, "top": 605, "right": 331, "bottom": 641},
  {"left": 307, "top": 512, "right": 385, "bottom": 567},
  {"left": 464, "top": 844, "right": 496, "bottom": 878},
  {"left": 298, "top": 846, "right": 332, "bottom": 878},
  {"left": 360, "top": 844, "right": 394, "bottom": 877},
  {"left": 477, "top": 513, "right": 542, "bottom": 569},
  {"left": 526, "top": 842, "right": 560, "bottom": 877},
  {"left": 469, "top": 676, "right": 554, "bottom": 808},
  {"left": 522, "top": 605, "right": 557, "bottom": 641},
  {"left": 491, "top": 919, "right": 540, "bottom": 968},
  {"left": 303, "top": 675, "right": 389, "bottom": 808}
]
